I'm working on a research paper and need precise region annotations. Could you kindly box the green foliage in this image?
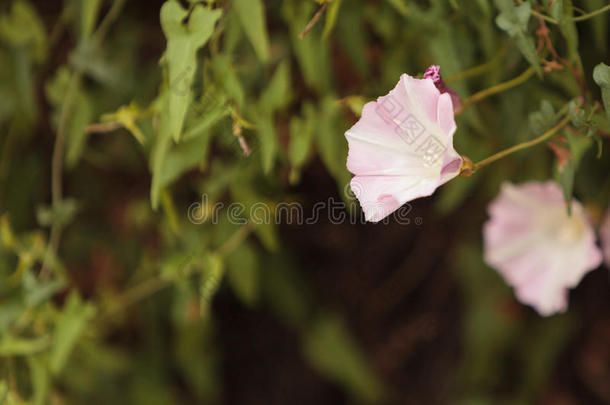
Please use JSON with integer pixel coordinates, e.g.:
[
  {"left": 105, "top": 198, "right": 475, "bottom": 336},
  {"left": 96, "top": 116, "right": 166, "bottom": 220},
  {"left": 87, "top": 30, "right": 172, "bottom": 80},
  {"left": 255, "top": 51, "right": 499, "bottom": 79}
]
[
  {"left": 495, "top": 0, "right": 541, "bottom": 75},
  {"left": 303, "top": 315, "right": 384, "bottom": 403},
  {"left": 226, "top": 242, "right": 259, "bottom": 307},
  {"left": 0, "top": 0, "right": 47, "bottom": 62},
  {"left": 593, "top": 62, "right": 610, "bottom": 122},
  {"left": 528, "top": 100, "right": 556, "bottom": 135},
  {"left": 152, "top": 2, "right": 222, "bottom": 207},
  {"left": 232, "top": 0, "right": 270, "bottom": 62},
  {"left": 79, "top": 0, "right": 103, "bottom": 39},
  {"left": 1, "top": 0, "right": 610, "bottom": 403},
  {"left": 548, "top": 0, "right": 580, "bottom": 66},
  {"left": 556, "top": 133, "right": 593, "bottom": 213},
  {"left": 322, "top": 0, "right": 342, "bottom": 38},
  {"left": 160, "top": 1, "right": 221, "bottom": 142},
  {"left": 45, "top": 66, "right": 95, "bottom": 167},
  {"left": 49, "top": 292, "right": 96, "bottom": 375}
]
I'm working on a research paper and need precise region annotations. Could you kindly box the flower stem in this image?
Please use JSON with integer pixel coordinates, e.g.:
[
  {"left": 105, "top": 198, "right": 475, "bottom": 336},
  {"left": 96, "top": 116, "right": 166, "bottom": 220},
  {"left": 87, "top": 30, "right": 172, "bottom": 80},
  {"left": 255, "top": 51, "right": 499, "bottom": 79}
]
[
  {"left": 100, "top": 225, "right": 253, "bottom": 320},
  {"left": 445, "top": 47, "right": 506, "bottom": 84},
  {"left": 471, "top": 114, "right": 571, "bottom": 172},
  {"left": 573, "top": 4, "right": 610, "bottom": 21},
  {"left": 39, "top": 72, "right": 82, "bottom": 280},
  {"left": 531, "top": 4, "right": 610, "bottom": 24},
  {"left": 39, "top": 0, "right": 127, "bottom": 280},
  {"left": 458, "top": 67, "right": 536, "bottom": 113}
]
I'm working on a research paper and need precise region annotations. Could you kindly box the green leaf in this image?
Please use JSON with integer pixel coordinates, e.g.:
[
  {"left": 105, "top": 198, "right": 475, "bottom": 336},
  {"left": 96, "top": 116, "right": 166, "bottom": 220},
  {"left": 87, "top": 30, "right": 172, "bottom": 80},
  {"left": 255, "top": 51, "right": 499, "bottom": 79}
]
[
  {"left": 22, "top": 271, "right": 66, "bottom": 307},
  {"left": 152, "top": 3, "right": 221, "bottom": 208},
  {"left": 337, "top": 5, "right": 369, "bottom": 77},
  {"left": 200, "top": 253, "right": 224, "bottom": 316},
  {"left": 226, "top": 243, "right": 259, "bottom": 307},
  {"left": 260, "top": 60, "right": 292, "bottom": 113},
  {"left": 282, "top": 1, "right": 332, "bottom": 92},
  {"left": 160, "top": 252, "right": 196, "bottom": 282},
  {"left": 549, "top": 0, "right": 580, "bottom": 66},
  {"left": 210, "top": 55, "right": 245, "bottom": 108},
  {"left": 36, "top": 199, "right": 79, "bottom": 228},
  {"left": 183, "top": 91, "right": 230, "bottom": 140},
  {"left": 568, "top": 100, "right": 586, "bottom": 129},
  {"left": 0, "top": 334, "right": 50, "bottom": 356},
  {"left": 160, "top": 1, "right": 222, "bottom": 142},
  {"left": 157, "top": 129, "right": 215, "bottom": 193},
  {"left": 288, "top": 102, "right": 315, "bottom": 184},
  {"left": 253, "top": 110, "right": 277, "bottom": 174},
  {"left": 556, "top": 133, "right": 592, "bottom": 213},
  {"left": 27, "top": 355, "right": 49, "bottom": 405},
  {"left": 80, "top": 0, "right": 103, "bottom": 39},
  {"left": 593, "top": 63, "right": 610, "bottom": 123},
  {"left": 0, "top": 381, "right": 7, "bottom": 404},
  {"left": 495, "top": 0, "right": 541, "bottom": 76},
  {"left": 343, "top": 95, "right": 367, "bottom": 116},
  {"left": 322, "top": 0, "right": 342, "bottom": 38},
  {"left": 230, "top": 181, "right": 278, "bottom": 251},
  {"left": 568, "top": 100, "right": 598, "bottom": 140},
  {"left": 44, "top": 66, "right": 94, "bottom": 166},
  {"left": 50, "top": 292, "right": 96, "bottom": 375},
  {"left": 583, "top": 0, "right": 607, "bottom": 54},
  {"left": 302, "top": 315, "right": 384, "bottom": 403},
  {"left": 315, "top": 97, "right": 350, "bottom": 191},
  {"left": 0, "top": 0, "right": 48, "bottom": 63},
  {"left": 262, "top": 253, "right": 311, "bottom": 325},
  {"left": 66, "top": 93, "right": 94, "bottom": 167},
  {"left": 528, "top": 100, "right": 556, "bottom": 135},
  {"left": 232, "top": 0, "right": 270, "bottom": 62},
  {"left": 385, "top": 0, "right": 409, "bottom": 17},
  {"left": 12, "top": 47, "right": 38, "bottom": 124}
]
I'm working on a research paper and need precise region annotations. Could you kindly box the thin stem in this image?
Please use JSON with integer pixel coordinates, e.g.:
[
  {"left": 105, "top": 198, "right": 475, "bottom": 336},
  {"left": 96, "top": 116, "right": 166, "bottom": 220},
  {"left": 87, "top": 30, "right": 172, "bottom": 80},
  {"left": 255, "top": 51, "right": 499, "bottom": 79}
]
[
  {"left": 40, "top": 72, "right": 82, "bottom": 280},
  {"left": 104, "top": 276, "right": 171, "bottom": 318},
  {"left": 92, "top": 0, "right": 127, "bottom": 44},
  {"left": 531, "top": 9, "right": 558, "bottom": 24},
  {"left": 86, "top": 121, "right": 122, "bottom": 133},
  {"left": 40, "top": 0, "right": 127, "bottom": 279},
  {"left": 573, "top": 4, "right": 610, "bottom": 21},
  {"left": 101, "top": 225, "right": 253, "bottom": 320},
  {"left": 217, "top": 224, "right": 252, "bottom": 257},
  {"left": 299, "top": 2, "right": 328, "bottom": 39},
  {"left": 531, "top": 4, "right": 610, "bottom": 24},
  {"left": 458, "top": 67, "right": 536, "bottom": 113},
  {"left": 445, "top": 47, "right": 506, "bottom": 84},
  {"left": 472, "top": 114, "right": 571, "bottom": 172}
]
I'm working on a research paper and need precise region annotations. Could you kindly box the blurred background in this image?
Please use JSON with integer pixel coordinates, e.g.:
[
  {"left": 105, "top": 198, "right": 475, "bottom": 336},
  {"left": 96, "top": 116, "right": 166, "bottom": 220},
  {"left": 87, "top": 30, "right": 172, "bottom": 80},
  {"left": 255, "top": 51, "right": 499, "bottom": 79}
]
[{"left": 1, "top": 0, "right": 610, "bottom": 404}]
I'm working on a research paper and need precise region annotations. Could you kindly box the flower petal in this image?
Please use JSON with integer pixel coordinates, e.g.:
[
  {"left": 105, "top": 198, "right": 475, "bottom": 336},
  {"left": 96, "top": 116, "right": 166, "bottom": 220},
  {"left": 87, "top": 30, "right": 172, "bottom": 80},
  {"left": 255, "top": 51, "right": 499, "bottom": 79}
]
[
  {"left": 483, "top": 181, "right": 602, "bottom": 316},
  {"left": 350, "top": 175, "right": 437, "bottom": 222},
  {"left": 437, "top": 92, "right": 456, "bottom": 137},
  {"left": 344, "top": 71, "right": 461, "bottom": 222}
]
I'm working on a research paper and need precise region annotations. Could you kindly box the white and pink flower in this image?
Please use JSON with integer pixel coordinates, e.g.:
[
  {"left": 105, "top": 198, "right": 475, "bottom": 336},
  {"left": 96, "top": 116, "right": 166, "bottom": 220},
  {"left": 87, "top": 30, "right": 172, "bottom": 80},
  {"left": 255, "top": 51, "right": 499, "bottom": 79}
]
[
  {"left": 345, "top": 67, "right": 462, "bottom": 222},
  {"left": 483, "top": 181, "right": 602, "bottom": 316}
]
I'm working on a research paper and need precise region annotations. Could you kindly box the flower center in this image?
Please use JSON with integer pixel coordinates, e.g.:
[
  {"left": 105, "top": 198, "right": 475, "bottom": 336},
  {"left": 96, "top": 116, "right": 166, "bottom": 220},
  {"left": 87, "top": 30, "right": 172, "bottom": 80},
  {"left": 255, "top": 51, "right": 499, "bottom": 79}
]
[{"left": 553, "top": 214, "right": 586, "bottom": 244}]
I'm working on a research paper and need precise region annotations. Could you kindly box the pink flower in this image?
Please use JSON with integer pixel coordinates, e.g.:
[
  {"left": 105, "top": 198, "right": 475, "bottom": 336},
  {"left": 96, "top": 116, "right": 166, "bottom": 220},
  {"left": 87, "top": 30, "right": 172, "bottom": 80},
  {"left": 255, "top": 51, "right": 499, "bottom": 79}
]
[
  {"left": 483, "top": 181, "right": 602, "bottom": 316},
  {"left": 600, "top": 209, "right": 610, "bottom": 267},
  {"left": 345, "top": 69, "right": 462, "bottom": 222}
]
